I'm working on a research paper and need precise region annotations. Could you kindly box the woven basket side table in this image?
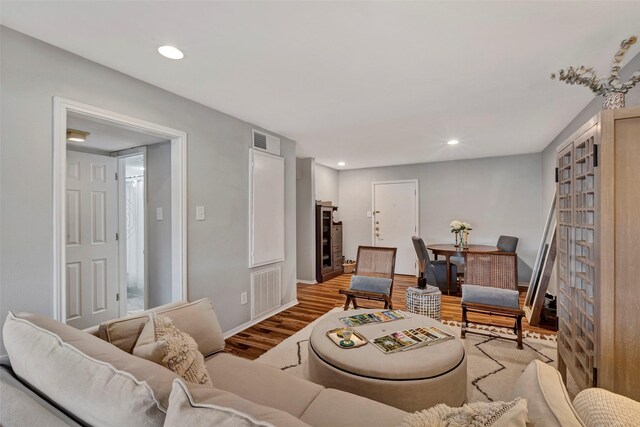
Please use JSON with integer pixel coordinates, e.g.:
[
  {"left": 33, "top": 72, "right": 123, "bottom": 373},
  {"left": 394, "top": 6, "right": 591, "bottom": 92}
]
[{"left": 405, "top": 286, "right": 442, "bottom": 321}]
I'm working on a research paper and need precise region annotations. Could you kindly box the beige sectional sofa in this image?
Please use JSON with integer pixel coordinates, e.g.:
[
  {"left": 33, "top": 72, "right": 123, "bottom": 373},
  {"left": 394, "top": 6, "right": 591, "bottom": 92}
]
[
  {"left": 2, "top": 298, "right": 639, "bottom": 426},
  {"left": 2, "top": 299, "right": 406, "bottom": 427}
]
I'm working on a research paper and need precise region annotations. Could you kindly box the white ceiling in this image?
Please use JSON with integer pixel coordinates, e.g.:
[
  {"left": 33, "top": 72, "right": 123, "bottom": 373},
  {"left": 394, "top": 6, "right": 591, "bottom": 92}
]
[
  {"left": 3, "top": 1, "right": 640, "bottom": 169},
  {"left": 67, "top": 114, "right": 168, "bottom": 152}
]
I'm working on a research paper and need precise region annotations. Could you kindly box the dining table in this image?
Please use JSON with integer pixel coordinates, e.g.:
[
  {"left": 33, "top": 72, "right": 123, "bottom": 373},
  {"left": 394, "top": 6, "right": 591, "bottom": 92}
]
[{"left": 426, "top": 244, "right": 500, "bottom": 295}]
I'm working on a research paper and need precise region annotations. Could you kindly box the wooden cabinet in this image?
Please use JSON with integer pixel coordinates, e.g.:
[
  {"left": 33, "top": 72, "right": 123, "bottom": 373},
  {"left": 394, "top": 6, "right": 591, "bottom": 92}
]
[
  {"left": 555, "top": 106, "right": 640, "bottom": 400},
  {"left": 316, "top": 203, "right": 343, "bottom": 283}
]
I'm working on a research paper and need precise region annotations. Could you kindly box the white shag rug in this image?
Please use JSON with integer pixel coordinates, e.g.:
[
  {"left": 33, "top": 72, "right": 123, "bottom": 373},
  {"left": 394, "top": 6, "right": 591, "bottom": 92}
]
[{"left": 257, "top": 308, "right": 559, "bottom": 403}]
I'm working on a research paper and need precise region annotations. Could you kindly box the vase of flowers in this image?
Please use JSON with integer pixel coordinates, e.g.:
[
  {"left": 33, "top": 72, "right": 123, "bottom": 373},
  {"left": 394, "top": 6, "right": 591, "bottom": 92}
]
[
  {"left": 551, "top": 35, "right": 640, "bottom": 110},
  {"left": 450, "top": 220, "right": 472, "bottom": 250}
]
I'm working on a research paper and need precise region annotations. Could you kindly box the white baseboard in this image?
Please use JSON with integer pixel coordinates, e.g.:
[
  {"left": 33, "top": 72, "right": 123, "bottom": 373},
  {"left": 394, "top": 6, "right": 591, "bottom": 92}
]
[
  {"left": 296, "top": 279, "right": 317, "bottom": 285},
  {"left": 223, "top": 299, "right": 299, "bottom": 339}
]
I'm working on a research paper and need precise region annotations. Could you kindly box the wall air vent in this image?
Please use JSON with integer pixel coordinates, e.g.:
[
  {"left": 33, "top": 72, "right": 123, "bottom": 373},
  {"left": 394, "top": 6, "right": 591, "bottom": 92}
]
[
  {"left": 252, "top": 130, "right": 281, "bottom": 156},
  {"left": 253, "top": 132, "right": 267, "bottom": 150}
]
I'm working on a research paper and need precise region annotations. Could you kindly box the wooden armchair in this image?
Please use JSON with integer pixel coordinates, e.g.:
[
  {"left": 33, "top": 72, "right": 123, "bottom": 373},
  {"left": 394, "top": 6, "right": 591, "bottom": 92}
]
[
  {"left": 460, "top": 251, "right": 524, "bottom": 349},
  {"left": 339, "top": 246, "right": 397, "bottom": 310}
]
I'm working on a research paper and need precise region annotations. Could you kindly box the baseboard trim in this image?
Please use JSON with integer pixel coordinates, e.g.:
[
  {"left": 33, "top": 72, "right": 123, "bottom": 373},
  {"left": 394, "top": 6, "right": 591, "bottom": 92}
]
[
  {"left": 223, "top": 299, "right": 299, "bottom": 339},
  {"left": 296, "top": 279, "right": 317, "bottom": 285}
]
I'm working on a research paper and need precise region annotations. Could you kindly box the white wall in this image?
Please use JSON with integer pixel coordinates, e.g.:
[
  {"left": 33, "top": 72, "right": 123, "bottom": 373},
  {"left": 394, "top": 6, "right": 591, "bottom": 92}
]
[
  {"left": 296, "top": 158, "right": 315, "bottom": 282},
  {"left": 146, "top": 141, "right": 173, "bottom": 308},
  {"left": 0, "top": 27, "right": 298, "bottom": 352},
  {"left": 314, "top": 163, "right": 339, "bottom": 206},
  {"left": 338, "top": 154, "right": 542, "bottom": 281}
]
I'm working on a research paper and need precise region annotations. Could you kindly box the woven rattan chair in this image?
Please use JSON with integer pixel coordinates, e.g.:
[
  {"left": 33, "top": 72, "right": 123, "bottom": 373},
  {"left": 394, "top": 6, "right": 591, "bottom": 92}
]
[
  {"left": 339, "top": 246, "right": 397, "bottom": 310},
  {"left": 460, "top": 251, "right": 524, "bottom": 349}
]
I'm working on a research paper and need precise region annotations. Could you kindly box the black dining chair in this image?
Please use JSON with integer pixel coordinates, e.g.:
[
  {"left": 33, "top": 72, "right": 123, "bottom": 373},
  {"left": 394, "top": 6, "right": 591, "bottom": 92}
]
[
  {"left": 411, "top": 237, "right": 457, "bottom": 293},
  {"left": 497, "top": 235, "right": 519, "bottom": 253}
]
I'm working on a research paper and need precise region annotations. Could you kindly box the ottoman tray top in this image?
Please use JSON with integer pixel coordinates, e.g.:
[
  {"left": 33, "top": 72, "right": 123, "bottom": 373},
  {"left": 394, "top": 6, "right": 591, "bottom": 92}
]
[{"left": 309, "top": 309, "right": 465, "bottom": 381}]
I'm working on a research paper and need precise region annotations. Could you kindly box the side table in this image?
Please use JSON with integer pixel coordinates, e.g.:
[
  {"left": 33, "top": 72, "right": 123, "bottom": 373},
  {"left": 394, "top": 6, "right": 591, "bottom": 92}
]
[{"left": 405, "top": 286, "right": 442, "bottom": 320}]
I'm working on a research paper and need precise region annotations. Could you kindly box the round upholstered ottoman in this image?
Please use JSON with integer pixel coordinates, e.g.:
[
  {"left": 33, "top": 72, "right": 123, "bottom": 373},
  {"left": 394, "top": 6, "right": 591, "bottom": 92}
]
[{"left": 308, "top": 308, "right": 466, "bottom": 412}]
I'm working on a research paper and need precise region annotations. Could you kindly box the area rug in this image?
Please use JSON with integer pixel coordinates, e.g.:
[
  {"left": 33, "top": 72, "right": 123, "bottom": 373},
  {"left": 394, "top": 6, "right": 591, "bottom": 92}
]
[{"left": 257, "top": 308, "right": 558, "bottom": 403}]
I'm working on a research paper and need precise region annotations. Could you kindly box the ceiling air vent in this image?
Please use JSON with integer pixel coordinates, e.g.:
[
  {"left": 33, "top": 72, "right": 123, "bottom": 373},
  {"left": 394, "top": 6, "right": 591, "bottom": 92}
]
[{"left": 252, "top": 130, "right": 281, "bottom": 156}]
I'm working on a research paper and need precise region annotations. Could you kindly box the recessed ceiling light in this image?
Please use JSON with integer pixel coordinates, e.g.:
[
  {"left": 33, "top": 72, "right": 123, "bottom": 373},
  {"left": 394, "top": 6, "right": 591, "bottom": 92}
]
[
  {"left": 158, "top": 45, "right": 184, "bottom": 60},
  {"left": 337, "top": 161, "right": 346, "bottom": 166},
  {"left": 67, "top": 129, "right": 90, "bottom": 142},
  {"left": 447, "top": 139, "right": 459, "bottom": 145}
]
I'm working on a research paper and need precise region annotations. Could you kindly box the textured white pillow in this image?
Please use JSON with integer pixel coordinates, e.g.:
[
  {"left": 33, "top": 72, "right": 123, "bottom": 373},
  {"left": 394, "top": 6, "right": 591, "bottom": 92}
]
[
  {"left": 401, "top": 398, "right": 528, "bottom": 427},
  {"left": 133, "top": 314, "right": 212, "bottom": 386}
]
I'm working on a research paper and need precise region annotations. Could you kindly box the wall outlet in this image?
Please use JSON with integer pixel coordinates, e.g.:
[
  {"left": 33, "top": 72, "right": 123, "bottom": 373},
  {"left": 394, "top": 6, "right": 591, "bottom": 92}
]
[
  {"left": 241, "top": 292, "right": 248, "bottom": 305},
  {"left": 156, "top": 207, "right": 163, "bottom": 221}
]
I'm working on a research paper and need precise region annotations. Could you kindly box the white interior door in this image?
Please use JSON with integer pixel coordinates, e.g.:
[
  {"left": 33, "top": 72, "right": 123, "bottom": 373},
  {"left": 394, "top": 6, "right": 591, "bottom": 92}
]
[
  {"left": 373, "top": 180, "right": 418, "bottom": 275},
  {"left": 66, "top": 151, "right": 119, "bottom": 328}
]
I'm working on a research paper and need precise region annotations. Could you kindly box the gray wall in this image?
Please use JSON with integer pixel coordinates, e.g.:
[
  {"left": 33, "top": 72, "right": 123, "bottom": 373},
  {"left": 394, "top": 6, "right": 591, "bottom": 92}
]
[
  {"left": 338, "top": 154, "right": 542, "bottom": 281},
  {"left": 0, "top": 27, "right": 297, "bottom": 353},
  {"left": 314, "top": 163, "right": 339, "bottom": 206},
  {"left": 146, "top": 141, "right": 173, "bottom": 308},
  {"left": 296, "top": 158, "right": 315, "bottom": 282}
]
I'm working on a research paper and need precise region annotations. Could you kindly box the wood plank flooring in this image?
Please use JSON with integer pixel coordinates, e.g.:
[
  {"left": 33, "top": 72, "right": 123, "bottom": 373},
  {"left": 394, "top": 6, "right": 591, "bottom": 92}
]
[{"left": 224, "top": 274, "right": 556, "bottom": 360}]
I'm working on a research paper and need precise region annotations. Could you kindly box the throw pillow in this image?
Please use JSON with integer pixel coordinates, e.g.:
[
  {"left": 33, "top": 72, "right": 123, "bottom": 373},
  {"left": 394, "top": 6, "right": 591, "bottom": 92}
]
[
  {"left": 134, "top": 313, "right": 213, "bottom": 386},
  {"left": 401, "top": 398, "right": 528, "bottom": 427},
  {"left": 165, "top": 379, "right": 310, "bottom": 427}
]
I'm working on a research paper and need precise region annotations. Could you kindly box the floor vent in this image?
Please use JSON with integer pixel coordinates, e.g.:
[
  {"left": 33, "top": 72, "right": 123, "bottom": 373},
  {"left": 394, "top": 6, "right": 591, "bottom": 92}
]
[{"left": 251, "top": 265, "right": 282, "bottom": 319}]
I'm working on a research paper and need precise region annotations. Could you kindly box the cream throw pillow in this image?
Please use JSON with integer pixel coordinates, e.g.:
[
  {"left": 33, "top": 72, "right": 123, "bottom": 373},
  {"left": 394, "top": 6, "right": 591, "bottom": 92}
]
[
  {"left": 134, "top": 314, "right": 213, "bottom": 386},
  {"left": 165, "top": 379, "right": 311, "bottom": 427},
  {"left": 401, "top": 398, "right": 528, "bottom": 427}
]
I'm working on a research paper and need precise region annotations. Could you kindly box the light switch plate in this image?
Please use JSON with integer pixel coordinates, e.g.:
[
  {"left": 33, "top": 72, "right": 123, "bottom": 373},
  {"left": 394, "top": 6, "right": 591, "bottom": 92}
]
[
  {"left": 156, "top": 207, "right": 163, "bottom": 221},
  {"left": 241, "top": 292, "right": 248, "bottom": 305},
  {"left": 196, "top": 206, "right": 205, "bottom": 221},
  {"left": 366, "top": 211, "right": 372, "bottom": 218}
]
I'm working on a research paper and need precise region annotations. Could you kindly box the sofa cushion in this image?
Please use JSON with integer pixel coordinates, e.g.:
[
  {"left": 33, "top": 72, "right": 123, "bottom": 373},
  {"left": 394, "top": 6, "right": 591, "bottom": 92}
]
[
  {"left": 134, "top": 314, "right": 212, "bottom": 386},
  {"left": 155, "top": 298, "right": 226, "bottom": 357},
  {"left": 99, "top": 299, "right": 225, "bottom": 357},
  {"left": 510, "top": 360, "right": 584, "bottom": 427},
  {"left": 573, "top": 387, "right": 640, "bottom": 426},
  {"left": 300, "top": 389, "right": 407, "bottom": 427},
  {"left": 165, "top": 379, "right": 310, "bottom": 427},
  {"left": 98, "top": 301, "right": 187, "bottom": 353},
  {"left": 205, "top": 353, "right": 323, "bottom": 418},
  {"left": 0, "top": 365, "right": 82, "bottom": 427},
  {"left": 3, "top": 311, "right": 178, "bottom": 426}
]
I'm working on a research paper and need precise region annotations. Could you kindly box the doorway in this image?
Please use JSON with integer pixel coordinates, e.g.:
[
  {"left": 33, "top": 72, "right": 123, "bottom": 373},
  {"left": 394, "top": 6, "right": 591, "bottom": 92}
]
[
  {"left": 120, "top": 152, "right": 146, "bottom": 315},
  {"left": 54, "top": 98, "right": 187, "bottom": 328},
  {"left": 372, "top": 180, "right": 419, "bottom": 276}
]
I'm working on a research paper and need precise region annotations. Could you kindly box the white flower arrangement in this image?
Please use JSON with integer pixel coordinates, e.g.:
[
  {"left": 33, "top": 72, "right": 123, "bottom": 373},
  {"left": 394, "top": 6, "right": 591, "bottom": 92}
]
[{"left": 450, "top": 220, "right": 472, "bottom": 233}]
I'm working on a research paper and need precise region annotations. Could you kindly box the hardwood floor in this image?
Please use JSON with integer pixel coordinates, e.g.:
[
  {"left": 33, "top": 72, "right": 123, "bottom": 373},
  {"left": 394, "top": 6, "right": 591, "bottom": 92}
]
[{"left": 224, "top": 274, "right": 556, "bottom": 360}]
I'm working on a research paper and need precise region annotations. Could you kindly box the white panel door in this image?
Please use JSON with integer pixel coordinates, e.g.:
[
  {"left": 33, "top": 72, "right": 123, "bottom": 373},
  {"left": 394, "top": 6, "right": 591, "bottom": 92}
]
[
  {"left": 66, "top": 151, "right": 119, "bottom": 328},
  {"left": 373, "top": 181, "right": 418, "bottom": 275}
]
